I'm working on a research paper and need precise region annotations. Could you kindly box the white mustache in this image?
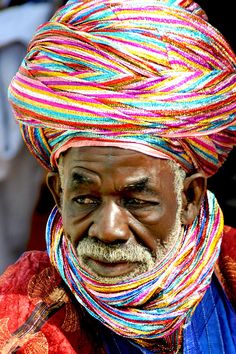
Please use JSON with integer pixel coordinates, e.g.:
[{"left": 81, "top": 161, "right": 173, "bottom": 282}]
[{"left": 76, "top": 238, "right": 155, "bottom": 264}]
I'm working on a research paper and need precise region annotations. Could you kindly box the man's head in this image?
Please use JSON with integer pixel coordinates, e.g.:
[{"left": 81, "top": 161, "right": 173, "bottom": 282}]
[{"left": 47, "top": 146, "right": 206, "bottom": 283}]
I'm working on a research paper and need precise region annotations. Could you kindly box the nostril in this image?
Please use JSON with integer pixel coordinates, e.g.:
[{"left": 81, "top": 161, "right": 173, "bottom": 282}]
[{"left": 102, "top": 239, "right": 127, "bottom": 246}]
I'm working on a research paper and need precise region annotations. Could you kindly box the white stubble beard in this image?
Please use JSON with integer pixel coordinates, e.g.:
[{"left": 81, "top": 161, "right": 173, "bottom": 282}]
[{"left": 76, "top": 210, "right": 183, "bottom": 284}]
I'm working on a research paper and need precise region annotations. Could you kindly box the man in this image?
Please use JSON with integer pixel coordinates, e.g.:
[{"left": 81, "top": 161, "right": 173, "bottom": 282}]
[{"left": 0, "top": 0, "right": 235, "bottom": 353}]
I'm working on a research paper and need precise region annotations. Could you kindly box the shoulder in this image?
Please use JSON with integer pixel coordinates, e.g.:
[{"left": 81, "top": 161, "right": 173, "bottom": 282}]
[
  {"left": 0, "top": 250, "right": 60, "bottom": 326},
  {"left": 215, "top": 226, "right": 236, "bottom": 308},
  {"left": 0, "top": 250, "right": 52, "bottom": 294},
  {"left": 0, "top": 251, "right": 104, "bottom": 353},
  {"left": 221, "top": 225, "right": 236, "bottom": 256}
]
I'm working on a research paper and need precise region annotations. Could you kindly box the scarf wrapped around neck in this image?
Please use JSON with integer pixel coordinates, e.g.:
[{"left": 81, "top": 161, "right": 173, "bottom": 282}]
[{"left": 46, "top": 190, "right": 223, "bottom": 351}]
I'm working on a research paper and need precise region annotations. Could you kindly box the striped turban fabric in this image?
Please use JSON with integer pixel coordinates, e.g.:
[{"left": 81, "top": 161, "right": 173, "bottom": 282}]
[{"left": 9, "top": 0, "right": 236, "bottom": 176}]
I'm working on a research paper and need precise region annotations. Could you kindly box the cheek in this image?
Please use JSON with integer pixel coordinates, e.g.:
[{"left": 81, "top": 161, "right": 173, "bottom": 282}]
[
  {"left": 127, "top": 219, "right": 169, "bottom": 253},
  {"left": 61, "top": 201, "right": 90, "bottom": 245},
  {"left": 134, "top": 204, "right": 179, "bottom": 246},
  {"left": 62, "top": 214, "right": 90, "bottom": 245},
  {"left": 139, "top": 201, "right": 178, "bottom": 229}
]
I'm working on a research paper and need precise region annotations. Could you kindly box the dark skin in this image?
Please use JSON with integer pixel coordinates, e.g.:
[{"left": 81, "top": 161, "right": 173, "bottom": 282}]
[{"left": 47, "top": 146, "right": 206, "bottom": 278}]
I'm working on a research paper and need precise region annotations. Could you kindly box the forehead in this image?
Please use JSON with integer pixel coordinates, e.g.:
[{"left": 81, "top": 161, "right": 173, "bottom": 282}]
[{"left": 61, "top": 146, "right": 175, "bottom": 189}]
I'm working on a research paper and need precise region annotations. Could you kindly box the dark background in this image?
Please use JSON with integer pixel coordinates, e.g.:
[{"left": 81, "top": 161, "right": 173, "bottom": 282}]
[{"left": 197, "top": 0, "right": 236, "bottom": 227}]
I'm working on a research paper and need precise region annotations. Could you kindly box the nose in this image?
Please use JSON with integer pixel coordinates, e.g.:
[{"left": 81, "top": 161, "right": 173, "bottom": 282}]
[{"left": 88, "top": 200, "right": 131, "bottom": 244}]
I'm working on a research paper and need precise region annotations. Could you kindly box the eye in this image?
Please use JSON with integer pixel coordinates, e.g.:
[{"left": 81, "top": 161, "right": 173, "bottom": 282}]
[
  {"left": 73, "top": 196, "right": 99, "bottom": 206},
  {"left": 123, "top": 198, "right": 158, "bottom": 208},
  {"left": 125, "top": 198, "right": 145, "bottom": 206}
]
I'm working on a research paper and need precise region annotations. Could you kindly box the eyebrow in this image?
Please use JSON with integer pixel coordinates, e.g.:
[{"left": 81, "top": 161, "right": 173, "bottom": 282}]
[
  {"left": 122, "top": 177, "right": 156, "bottom": 195},
  {"left": 68, "top": 173, "right": 157, "bottom": 195},
  {"left": 69, "top": 171, "right": 94, "bottom": 188}
]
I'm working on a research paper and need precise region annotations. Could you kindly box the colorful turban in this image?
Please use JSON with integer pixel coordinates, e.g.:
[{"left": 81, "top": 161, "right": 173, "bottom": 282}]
[{"left": 8, "top": 0, "right": 236, "bottom": 176}]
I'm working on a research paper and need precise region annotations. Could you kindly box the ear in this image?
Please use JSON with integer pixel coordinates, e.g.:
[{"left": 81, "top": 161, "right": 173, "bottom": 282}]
[
  {"left": 181, "top": 172, "right": 207, "bottom": 225},
  {"left": 46, "top": 172, "right": 62, "bottom": 211}
]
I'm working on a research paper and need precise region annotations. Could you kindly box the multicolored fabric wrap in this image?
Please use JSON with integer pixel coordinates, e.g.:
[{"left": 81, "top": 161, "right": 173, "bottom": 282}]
[
  {"left": 46, "top": 191, "right": 223, "bottom": 350},
  {"left": 8, "top": 0, "right": 236, "bottom": 176}
]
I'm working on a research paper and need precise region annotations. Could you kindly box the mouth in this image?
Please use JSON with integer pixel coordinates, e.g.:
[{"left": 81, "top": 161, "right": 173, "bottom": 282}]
[{"left": 83, "top": 257, "right": 138, "bottom": 277}]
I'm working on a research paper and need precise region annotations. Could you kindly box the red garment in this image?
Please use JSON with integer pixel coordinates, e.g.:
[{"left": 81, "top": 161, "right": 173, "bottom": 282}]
[
  {"left": 0, "top": 251, "right": 105, "bottom": 353},
  {"left": 215, "top": 225, "right": 236, "bottom": 308},
  {"left": 0, "top": 227, "right": 235, "bottom": 353}
]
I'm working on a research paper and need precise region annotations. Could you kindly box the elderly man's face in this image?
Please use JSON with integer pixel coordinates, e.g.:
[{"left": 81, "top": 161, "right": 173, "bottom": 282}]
[{"left": 48, "top": 146, "right": 204, "bottom": 283}]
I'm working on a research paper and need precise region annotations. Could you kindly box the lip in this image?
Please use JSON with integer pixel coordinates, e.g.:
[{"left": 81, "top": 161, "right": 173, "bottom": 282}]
[{"left": 85, "top": 257, "right": 137, "bottom": 277}]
